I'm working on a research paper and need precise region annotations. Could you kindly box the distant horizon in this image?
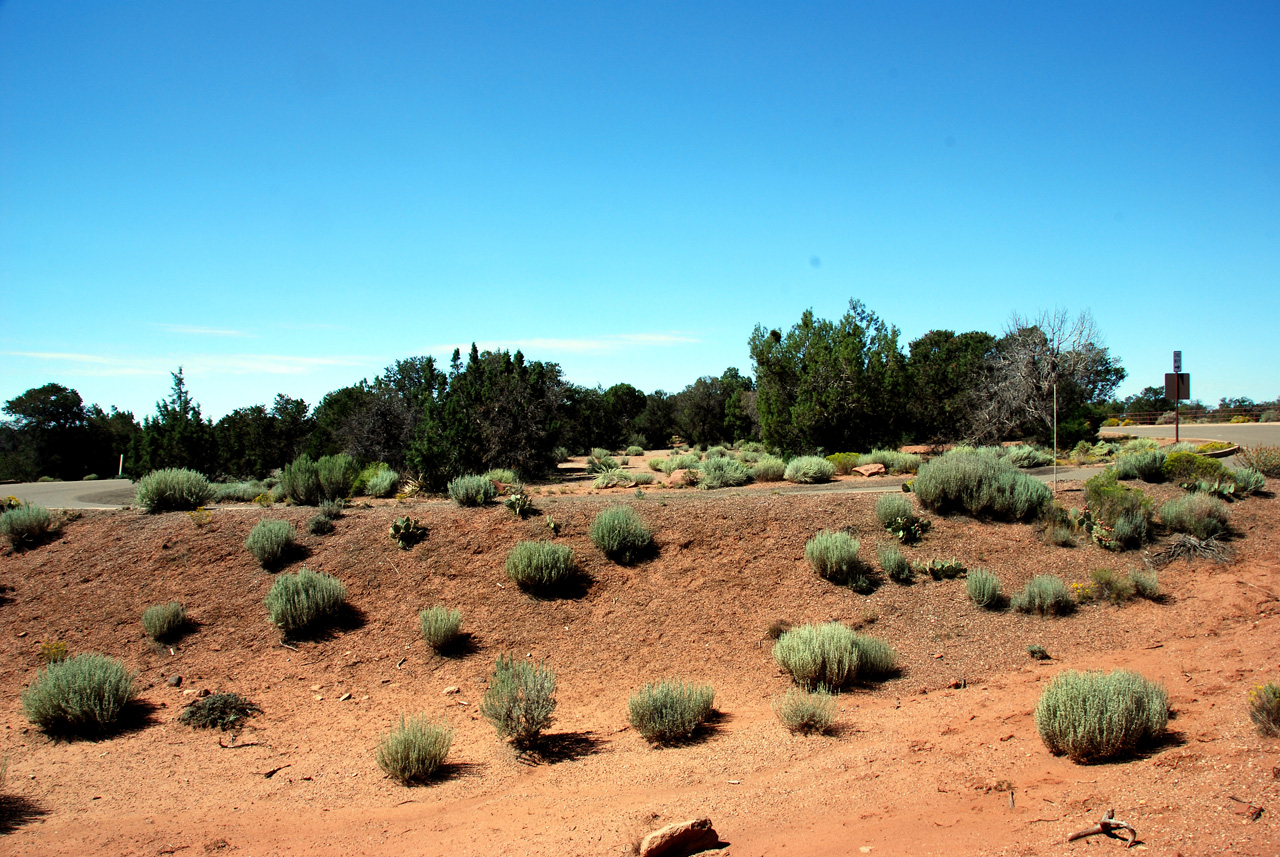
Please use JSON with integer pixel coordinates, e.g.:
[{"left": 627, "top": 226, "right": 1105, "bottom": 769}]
[{"left": 3, "top": 2, "right": 1277, "bottom": 419}]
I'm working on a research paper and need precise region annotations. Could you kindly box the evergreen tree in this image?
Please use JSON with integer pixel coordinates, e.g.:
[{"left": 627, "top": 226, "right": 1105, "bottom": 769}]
[{"left": 128, "top": 368, "right": 218, "bottom": 476}]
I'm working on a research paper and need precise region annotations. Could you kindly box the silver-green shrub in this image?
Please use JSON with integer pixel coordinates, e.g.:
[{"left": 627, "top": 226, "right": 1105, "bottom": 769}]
[
  {"left": 279, "top": 454, "right": 322, "bottom": 505},
  {"left": 773, "top": 623, "right": 859, "bottom": 689},
  {"left": 877, "top": 542, "right": 911, "bottom": 583},
  {"left": 965, "top": 568, "right": 1002, "bottom": 609},
  {"left": 697, "top": 456, "right": 752, "bottom": 490},
  {"left": 804, "top": 530, "right": 869, "bottom": 589},
  {"left": 504, "top": 541, "right": 576, "bottom": 591},
  {"left": 1035, "top": 670, "right": 1168, "bottom": 763},
  {"left": 913, "top": 450, "right": 1051, "bottom": 521},
  {"left": 141, "top": 602, "right": 186, "bottom": 642},
  {"left": 773, "top": 687, "right": 836, "bottom": 734},
  {"left": 22, "top": 653, "right": 136, "bottom": 737},
  {"left": 862, "top": 449, "right": 924, "bottom": 473},
  {"left": 214, "top": 481, "right": 265, "bottom": 503},
  {"left": 366, "top": 467, "right": 399, "bottom": 498},
  {"left": 1229, "top": 466, "right": 1266, "bottom": 496},
  {"left": 851, "top": 634, "right": 897, "bottom": 677},
  {"left": 376, "top": 714, "right": 453, "bottom": 784},
  {"left": 245, "top": 519, "right": 295, "bottom": 569},
  {"left": 1113, "top": 449, "right": 1167, "bottom": 482},
  {"left": 628, "top": 680, "right": 715, "bottom": 744},
  {"left": 264, "top": 568, "right": 347, "bottom": 637},
  {"left": 136, "top": 468, "right": 216, "bottom": 513},
  {"left": 420, "top": 606, "right": 462, "bottom": 651},
  {"left": 448, "top": 474, "right": 497, "bottom": 507},
  {"left": 1159, "top": 493, "right": 1230, "bottom": 539},
  {"left": 1004, "top": 445, "right": 1054, "bottom": 468},
  {"left": 480, "top": 654, "right": 556, "bottom": 748},
  {"left": 484, "top": 468, "right": 519, "bottom": 484},
  {"left": 626, "top": 445, "right": 645, "bottom": 456},
  {"left": 316, "top": 454, "right": 358, "bottom": 500},
  {"left": 590, "top": 505, "right": 653, "bottom": 564},
  {"left": 784, "top": 455, "right": 836, "bottom": 484},
  {"left": 751, "top": 455, "right": 787, "bottom": 481},
  {"left": 1012, "top": 575, "right": 1075, "bottom": 616},
  {"left": 0, "top": 503, "right": 57, "bottom": 548}
]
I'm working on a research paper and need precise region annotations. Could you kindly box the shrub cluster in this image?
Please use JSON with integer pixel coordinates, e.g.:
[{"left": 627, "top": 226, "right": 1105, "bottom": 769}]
[
  {"left": 825, "top": 452, "right": 860, "bottom": 474},
  {"left": 861, "top": 449, "right": 923, "bottom": 474},
  {"left": 804, "top": 530, "right": 870, "bottom": 590},
  {"left": 141, "top": 602, "right": 187, "bottom": 642},
  {"left": 264, "top": 568, "right": 347, "bottom": 637},
  {"left": 245, "top": 519, "right": 296, "bottom": 569},
  {"left": 1083, "top": 470, "right": 1153, "bottom": 550},
  {"left": 590, "top": 505, "right": 653, "bottom": 564},
  {"left": 1236, "top": 445, "right": 1280, "bottom": 477},
  {"left": 22, "top": 653, "right": 136, "bottom": 737},
  {"left": 279, "top": 455, "right": 323, "bottom": 505},
  {"left": 1034, "top": 670, "right": 1168, "bottom": 763},
  {"left": 1012, "top": 575, "right": 1075, "bottom": 616},
  {"left": 366, "top": 467, "right": 399, "bottom": 498},
  {"left": 0, "top": 502, "right": 57, "bottom": 549},
  {"left": 420, "top": 606, "right": 462, "bottom": 651},
  {"left": 1159, "top": 493, "right": 1230, "bottom": 539},
  {"left": 308, "top": 514, "right": 335, "bottom": 535},
  {"left": 136, "top": 468, "right": 217, "bottom": 513},
  {"left": 1004, "top": 445, "right": 1054, "bottom": 469},
  {"left": 505, "top": 541, "right": 576, "bottom": 591},
  {"left": 628, "top": 680, "right": 715, "bottom": 744},
  {"left": 377, "top": 714, "right": 453, "bottom": 784},
  {"left": 912, "top": 451, "right": 1050, "bottom": 521},
  {"left": 773, "top": 623, "right": 896, "bottom": 689},
  {"left": 697, "top": 456, "right": 752, "bottom": 490},
  {"left": 750, "top": 455, "right": 787, "bottom": 482},
  {"left": 784, "top": 456, "right": 836, "bottom": 484},
  {"left": 480, "top": 654, "right": 557, "bottom": 748},
  {"left": 1113, "top": 449, "right": 1167, "bottom": 482},
  {"left": 447, "top": 474, "right": 497, "bottom": 507},
  {"left": 773, "top": 687, "right": 836, "bottom": 735}
]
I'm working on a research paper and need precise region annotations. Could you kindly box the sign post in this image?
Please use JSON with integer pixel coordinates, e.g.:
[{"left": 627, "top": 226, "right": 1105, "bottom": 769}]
[{"left": 1164, "top": 351, "right": 1190, "bottom": 443}]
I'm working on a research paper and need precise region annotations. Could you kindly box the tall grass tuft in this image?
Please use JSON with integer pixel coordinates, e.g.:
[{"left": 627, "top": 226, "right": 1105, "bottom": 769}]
[
  {"left": 1248, "top": 681, "right": 1280, "bottom": 737},
  {"left": 1035, "top": 670, "right": 1168, "bottom": 763},
  {"left": 376, "top": 714, "right": 453, "bottom": 784},
  {"left": 263, "top": 568, "right": 347, "bottom": 637},
  {"left": 877, "top": 542, "right": 912, "bottom": 583},
  {"left": 480, "top": 654, "right": 556, "bottom": 748},
  {"left": 1012, "top": 575, "right": 1075, "bottom": 616},
  {"left": 590, "top": 505, "right": 653, "bottom": 564},
  {"left": 966, "top": 568, "right": 1003, "bottom": 609},
  {"left": 419, "top": 606, "right": 462, "bottom": 652},
  {"left": 141, "top": 602, "right": 187, "bottom": 642},
  {"left": 784, "top": 455, "right": 836, "bottom": 484},
  {"left": 21, "top": 653, "right": 136, "bottom": 737},
  {"left": 1236, "top": 445, "right": 1280, "bottom": 477},
  {"left": 136, "top": 468, "right": 217, "bottom": 512},
  {"left": 316, "top": 453, "right": 358, "bottom": 500},
  {"left": 504, "top": 541, "right": 576, "bottom": 591},
  {"left": 628, "top": 680, "right": 716, "bottom": 744}
]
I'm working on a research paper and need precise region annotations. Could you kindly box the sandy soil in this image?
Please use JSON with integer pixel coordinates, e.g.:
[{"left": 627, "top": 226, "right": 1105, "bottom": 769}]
[{"left": 2, "top": 458, "right": 1277, "bottom": 856}]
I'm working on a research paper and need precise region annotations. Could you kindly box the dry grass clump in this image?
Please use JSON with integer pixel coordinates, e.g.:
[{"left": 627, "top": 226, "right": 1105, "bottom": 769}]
[
  {"left": 773, "top": 623, "right": 896, "bottom": 689},
  {"left": 504, "top": 541, "right": 576, "bottom": 591},
  {"left": 784, "top": 455, "right": 836, "bottom": 484},
  {"left": 1248, "top": 681, "right": 1280, "bottom": 737},
  {"left": 178, "top": 692, "right": 260, "bottom": 731}
]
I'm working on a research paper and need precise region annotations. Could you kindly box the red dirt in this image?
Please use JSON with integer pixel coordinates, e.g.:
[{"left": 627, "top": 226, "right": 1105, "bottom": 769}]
[{"left": 2, "top": 464, "right": 1278, "bottom": 856}]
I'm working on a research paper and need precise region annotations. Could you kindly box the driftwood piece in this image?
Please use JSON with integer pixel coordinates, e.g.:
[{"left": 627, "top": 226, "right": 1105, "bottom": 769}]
[{"left": 1066, "top": 809, "right": 1136, "bottom": 847}]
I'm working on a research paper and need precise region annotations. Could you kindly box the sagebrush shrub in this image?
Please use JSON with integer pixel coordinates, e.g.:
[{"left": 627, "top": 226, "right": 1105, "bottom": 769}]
[
  {"left": 851, "top": 634, "right": 897, "bottom": 677},
  {"left": 1035, "top": 670, "right": 1168, "bottom": 763},
  {"left": 628, "top": 680, "right": 715, "bottom": 744},
  {"left": 316, "top": 453, "right": 358, "bottom": 500},
  {"left": 966, "top": 568, "right": 1002, "bottom": 609},
  {"left": 179, "top": 692, "right": 260, "bottom": 730},
  {"left": 448, "top": 474, "right": 496, "bottom": 507},
  {"left": 862, "top": 449, "right": 923, "bottom": 474},
  {"left": 1228, "top": 467, "right": 1266, "bottom": 496},
  {"left": 484, "top": 468, "right": 519, "bottom": 484},
  {"left": 136, "top": 468, "right": 217, "bottom": 513},
  {"left": 141, "top": 602, "right": 186, "bottom": 642},
  {"left": 552, "top": 446, "right": 570, "bottom": 463},
  {"left": 1012, "top": 575, "right": 1075, "bottom": 616},
  {"left": 318, "top": 498, "right": 344, "bottom": 519},
  {"left": 366, "top": 467, "right": 399, "bottom": 498},
  {"left": 1084, "top": 470, "right": 1153, "bottom": 550},
  {"left": 1113, "top": 450, "right": 1167, "bottom": 482},
  {"left": 697, "top": 456, "right": 752, "bottom": 490},
  {"left": 1087, "top": 567, "right": 1135, "bottom": 604},
  {"left": 626, "top": 445, "right": 645, "bottom": 457},
  {"left": 0, "top": 503, "right": 57, "bottom": 548},
  {"left": 308, "top": 514, "right": 334, "bottom": 535},
  {"left": 912, "top": 451, "right": 1050, "bottom": 521},
  {"left": 245, "top": 519, "right": 295, "bottom": 569},
  {"left": 804, "top": 530, "right": 870, "bottom": 590},
  {"left": 264, "top": 568, "right": 347, "bottom": 637},
  {"left": 1131, "top": 569, "right": 1159, "bottom": 599},
  {"left": 420, "top": 606, "right": 462, "bottom": 651},
  {"left": 505, "top": 541, "right": 576, "bottom": 591},
  {"left": 751, "top": 455, "right": 787, "bottom": 482},
  {"left": 877, "top": 542, "right": 912, "bottom": 583},
  {"left": 590, "top": 505, "right": 653, "bottom": 564},
  {"left": 279, "top": 454, "right": 322, "bottom": 505},
  {"left": 773, "top": 687, "right": 836, "bottom": 735},
  {"left": 21, "top": 653, "right": 136, "bottom": 737},
  {"left": 784, "top": 455, "right": 836, "bottom": 484},
  {"left": 1004, "top": 445, "right": 1054, "bottom": 469},
  {"left": 480, "top": 654, "right": 556, "bottom": 748},
  {"left": 214, "top": 481, "right": 265, "bottom": 503},
  {"left": 1159, "top": 493, "right": 1229, "bottom": 540},
  {"left": 1248, "top": 681, "right": 1280, "bottom": 737},
  {"left": 1236, "top": 445, "right": 1280, "bottom": 477},
  {"left": 377, "top": 714, "right": 453, "bottom": 784},
  {"left": 874, "top": 493, "right": 912, "bottom": 528},
  {"left": 773, "top": 623, "right": 858, "bottom": 689}
]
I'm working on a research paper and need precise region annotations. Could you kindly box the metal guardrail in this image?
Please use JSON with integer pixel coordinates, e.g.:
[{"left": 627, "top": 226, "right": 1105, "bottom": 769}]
[{"left": 1104, "top": 405, "right": 1277, "bottom": 426}]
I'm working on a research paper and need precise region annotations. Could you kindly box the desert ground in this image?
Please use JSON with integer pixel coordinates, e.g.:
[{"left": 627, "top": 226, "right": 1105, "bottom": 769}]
[{"left": 1, "top": 454, "right": 1277, "bottom": 856}]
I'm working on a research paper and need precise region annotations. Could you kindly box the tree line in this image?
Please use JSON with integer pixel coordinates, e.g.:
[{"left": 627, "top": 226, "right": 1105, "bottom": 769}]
[{"left": 11, "top": 298, "right": 1254, "bottom": 485}]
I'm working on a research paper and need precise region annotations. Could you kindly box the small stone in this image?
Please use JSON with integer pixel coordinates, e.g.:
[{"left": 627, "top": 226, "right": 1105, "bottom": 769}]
[
  {"left": 639, "top": 818, "right": 718, "bottom": 857},
  {"left": 166, "top": 675, "right": 183, "bottom": 687},
  {"left": 16, "top": 631, "right": 26, "bottom": 638},
  {"left": 313, "top": 694, "right": 323, "bottom": 701},
  {"left": 197, "top": 689, "right": 210, "bottom": 698},
  {"left": 443, "top": 686, "right": 461, "bottom": 695},
  {"left": 310, "top": 684, "right": 322, "bottom": 692},
  {"left": 339, "top": 693, "right": 351, "bottom": 701}
]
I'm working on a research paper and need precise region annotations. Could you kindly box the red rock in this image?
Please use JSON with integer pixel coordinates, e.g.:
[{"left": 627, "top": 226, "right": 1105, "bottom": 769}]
[
  {"left": 853, "top": 463, "right": 887, "bottom": 477},
  {"left": 639, "top": 817, "right": 719, "bottom": 857}
]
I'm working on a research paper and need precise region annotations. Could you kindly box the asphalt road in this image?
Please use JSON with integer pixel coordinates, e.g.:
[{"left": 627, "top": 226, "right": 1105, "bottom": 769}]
[
  {"left": 3, "top": 478, "right": 137, "bottom": 509},
  {"left": 1100, "top": 422, "right": 1280, "bottom": 447}
]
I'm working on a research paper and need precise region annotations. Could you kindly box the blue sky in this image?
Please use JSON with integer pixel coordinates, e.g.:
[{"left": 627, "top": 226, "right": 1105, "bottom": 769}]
[{"left": 2, "top": 1, "right": 1277, "bottom": 420}]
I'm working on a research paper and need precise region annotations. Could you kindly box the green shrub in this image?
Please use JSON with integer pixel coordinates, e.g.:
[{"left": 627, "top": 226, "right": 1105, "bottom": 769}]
[
  {"left": 851, "top": 633, "right": 897, "bottom": 677},
  {"left": 590, "top": 505, "right": 653, "bottom": 564},
  {"left": 279, "top": 454, "right": 322, "bottom": 505},
  {"left": 264, "top": 568, "right": 347, "bottom": 637},
  {"left": 626, "top": 445, "right": 645, "bottom": 456},
  {"left": 389, "top": 516, "right": 427, "bottom": 550},
  {"left": 1005, "top": 445, "right": 1054, "bottom": 468},
  {"left": 648, "top": 457, "right": 665, "bottom": 472},
  {"left": 773, "top": 687, "right": 836, "bottom": 734},
  {"left": 1159, "top": 493, "right": 1230, "bottom": 539},
  {"left": 136, "top": 468, "right": 216, "bottom": 513},
  {"left": 1163, "top": 451, "right": 1229, "bottom": 484},
  {"left": 586, "top": 449, "right": 621, "bottom": 474},
  {"left": 1113, "top": 449, "right": 1167, "bottom": 482},
  {"left": 0, "top": 503, "right": 57, "bottom": 548},
  {"left": 318, "top": 498, "right": 344, "bottom": 518},
  {"left": 308, "top": 514, "right": 334, "bottom": 535},
  {"left": 448, "top": 474, "right": 497, "bottom": 507},
  {"left": 877, "top": 542, "right": 912, "bottom": 583},
  {"left": 315, "top": 453, "right": 358, "bottom": 500},
  {"left": 1087, "top": 568, "right": 1135, "bottom": 604},
  {"left": 552, "top": 446, "right": 570, "bottom": 463},
  {"left": 141, "top": 602, "right": 186, "bottom": 641},
  {"left": 631, "top": 471, "right": 655, "bottom": 485},
  {"left": 1131, "top": 570, "right": 1159, "bottom": 599},
  {"left": 825, "top": 452, "right": 861, "bottom": 475},
  {"left": 366, "top": 467, "right": 399, "bottom": 498},
  {"left": 480, "top": 654, "right": 556, "bottom": 748},
  {"left": 1248, "top": 681, "right": 1280, "bottom": 737},
  {"left": 1236, "top": 445, "right": 1280, "bottom": 477},
  {"left": 178, "top": 692, "right": 260, "bottom": 730},
  {"left": 214, "top": 481, "right": 265, "bottom": 503},
  {"left": 377, "top": 714, "right": 453, "bottom": 784},
  {"left": 1034, "top": 670, "right": 1168, "bottom": 763},
  {"left": 697, "top": 456, "right": 752, "bottom": 490},
  {"left": 912, "top": 451, "right": 1051, "bottom": 521},
  {"left": 784, "top": 455, "right": 836, "bottom": 484},
  {"left": 484, "top": 468, "right": 519, "bottom": 484},
  {"left": 862, "top": 449, "right": 923, "bottom": 474},
  {"left": 966, "top": 569, "right": 1002, "bottom": 609},
  {"left": 21, "top": 653, "right": 136, "bottom": 737},
  {"left": 505, "top": 541, "right": 576, "bottom": 591},
  {"left": 804, "top": 530, "right": 870, "bottom": 590},
  {"left": 751, "top": 455, "right": 787, "bottom": 482},
  {"left": 1083, "top": 470, "right": 1153, "bottom": 550},
  {"left": 420, "top": 606, "right": 462, "bottom": 651},
  {"left": 245, "top": 519, "right": 295, "bottom": 569},
  {"left": 1013, "top": 575, "right": 1075, "bottom": 616},
  {"left": 774, "top": 623, "right": 857, "bottom": 689},
  {"left": 628, "top": 680, "right": 715, "bottom": 744}
]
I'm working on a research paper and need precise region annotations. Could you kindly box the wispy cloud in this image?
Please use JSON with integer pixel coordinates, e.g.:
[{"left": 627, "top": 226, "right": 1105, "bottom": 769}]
[
  {"left": 4, "top": 351, "right": 370, "bottom": 377},
  {"left": 156, "top": 324, "right": 252, "bottom": 338},
  {"left": 427, "top": 332, "right": 700, "bottom": 356}
]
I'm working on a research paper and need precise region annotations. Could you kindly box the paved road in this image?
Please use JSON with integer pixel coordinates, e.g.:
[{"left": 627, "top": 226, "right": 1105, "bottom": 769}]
[
  {"left": 3, "top": 478, "right": 136, "bottom": 509},
  {"left": 1100, "top": 422, "right": 1280, "bottom": 447}
]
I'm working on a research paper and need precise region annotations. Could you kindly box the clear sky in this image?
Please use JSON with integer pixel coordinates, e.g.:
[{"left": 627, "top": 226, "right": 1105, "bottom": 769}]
[{"left": 2, "top": 1, "right": 1277, "bottom": 420}]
